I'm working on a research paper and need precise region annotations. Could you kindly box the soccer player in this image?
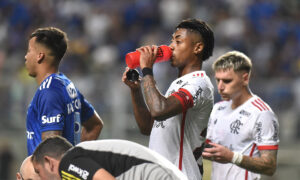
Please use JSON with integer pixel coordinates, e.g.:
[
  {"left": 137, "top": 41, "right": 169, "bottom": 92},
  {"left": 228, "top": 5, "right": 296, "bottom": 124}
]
[
  {"left": 203, "top": 51, "right": 279, "bottom": 180},
  {"left": 122, "top": 19, "right": 214, "bottom": 180},
  {"left": 16, "top": 155, "right": 40, "bottom": 180},
  {"left": 31, "top": 136, "right": 188, "bottom": 180},
  {"left": 25, "top": 27, "right": 103, "bottom": 155}
]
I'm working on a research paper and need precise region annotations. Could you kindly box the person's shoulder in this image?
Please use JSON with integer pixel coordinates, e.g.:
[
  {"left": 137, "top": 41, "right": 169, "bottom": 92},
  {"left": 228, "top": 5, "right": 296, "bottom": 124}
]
[
  {"left": 247, "top": 95, "right": 274, "bottom": 114},
  {"left": 38, "top": 74, "right": 66, "bottom": 92},
  {"left": 183, "top": 71, "right": 213, "bottom": 86},
  {"left": 245, "top": 95, "right": 278, "bottom": 121},
  {"left": 184, "top": 70, "right": 208, "bottom": 80},
  {"left": 213, "top": 100, "right": 230, "bottom": 111}
]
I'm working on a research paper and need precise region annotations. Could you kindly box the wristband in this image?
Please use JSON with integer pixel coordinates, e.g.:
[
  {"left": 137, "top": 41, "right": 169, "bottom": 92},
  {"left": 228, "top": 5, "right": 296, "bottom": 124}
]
[
  {"left": 142, "top": 67, "right": 153, "bottom": 77},
  {"left": 231, "top": 152, "right": 243, "bottom": 165}
]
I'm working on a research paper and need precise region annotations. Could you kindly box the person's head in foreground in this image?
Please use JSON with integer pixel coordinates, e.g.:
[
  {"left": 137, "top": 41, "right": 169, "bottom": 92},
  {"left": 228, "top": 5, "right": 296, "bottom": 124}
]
[
  {"left": 31, "top": 136, "right": 72, "bottom": 180},
  {"left": 16, "top": 155, "right": 41, "bottom": 180},
  {"left": 212, "top": 50, "right": 252, "bottom": 102}
]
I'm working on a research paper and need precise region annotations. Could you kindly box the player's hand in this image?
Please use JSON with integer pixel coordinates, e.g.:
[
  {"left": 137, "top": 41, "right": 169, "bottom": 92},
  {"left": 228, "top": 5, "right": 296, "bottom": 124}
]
[
  {"left": 122, "top": 67, "right": 141, "bottom": 90},
  {"left": 202, "top": 142, "right": 234, "bottom": 164},
  {"left": 138, "top": 45, "right": 158, "bottom": 69}
]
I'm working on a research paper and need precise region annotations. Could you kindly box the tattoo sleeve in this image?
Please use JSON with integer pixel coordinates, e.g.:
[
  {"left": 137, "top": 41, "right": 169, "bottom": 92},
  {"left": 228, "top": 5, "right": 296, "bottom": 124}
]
[
  {"left": 239, "top": 150, "right": 277, "bottom": 176},
  {"left": 142, "top": 75, "right": 182, "bottom": 120}
]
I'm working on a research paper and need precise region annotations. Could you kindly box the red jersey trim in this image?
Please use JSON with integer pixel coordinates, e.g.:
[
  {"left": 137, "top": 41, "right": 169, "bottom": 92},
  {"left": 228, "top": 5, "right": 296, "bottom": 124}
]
[
  {"left": 245, "top": 143, "right": 257, "bottom": 180},
  {"left": 257, "top": 145, "right": 279, "bottom": 150},
  {"left": 251, "top": 101, "right": 263, "bottom": 111},
  {"left": 171, "top": 88, "right": 193, "bottom": 112},
  {"left": 179, "top": 111, "right": 187, "bottom": 170},
  {"left": 252, "top": 98, "right": 270, "bottom": 112},
  {"left": 205, "top": 139, "right": 211, "bottom": 144},
  {"left": 257, "top": 98, "right": 270, "bottom": 110}
]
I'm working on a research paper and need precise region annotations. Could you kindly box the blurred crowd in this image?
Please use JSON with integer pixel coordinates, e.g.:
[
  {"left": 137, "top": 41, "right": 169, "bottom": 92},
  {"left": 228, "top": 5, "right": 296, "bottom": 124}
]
[{"left": 0, "top": 0, "right": 300, "bottom": 179}]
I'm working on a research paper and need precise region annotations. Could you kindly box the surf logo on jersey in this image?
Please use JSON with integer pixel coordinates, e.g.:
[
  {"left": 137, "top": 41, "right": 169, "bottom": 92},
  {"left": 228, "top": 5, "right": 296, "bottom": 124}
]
[
  {"left": 41, "top": 114, "right": 61, "bottom": 124},
  {"left": 66, "top": 83, "right": 78, "bottom": 99},
  {"left": 27, "top": 131, "right": 34, "bottom": 139},
  {"left": 68, "top": 164, "right": 89, "bottom": 180},
  {"left": 230, "top": 119, "right": 243, "bottom": 134}
]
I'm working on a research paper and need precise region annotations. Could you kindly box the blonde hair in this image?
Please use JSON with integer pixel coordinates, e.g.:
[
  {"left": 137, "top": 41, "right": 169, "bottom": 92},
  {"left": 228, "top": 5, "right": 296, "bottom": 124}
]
[{"left": 212, "top": 51, "right": 252, "bottom": 74}]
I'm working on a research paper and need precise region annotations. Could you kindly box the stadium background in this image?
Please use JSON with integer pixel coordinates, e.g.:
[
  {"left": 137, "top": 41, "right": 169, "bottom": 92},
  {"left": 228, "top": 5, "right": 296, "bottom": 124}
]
[{"left": 0, "top": 0, "right": 299, "bottom": 179}]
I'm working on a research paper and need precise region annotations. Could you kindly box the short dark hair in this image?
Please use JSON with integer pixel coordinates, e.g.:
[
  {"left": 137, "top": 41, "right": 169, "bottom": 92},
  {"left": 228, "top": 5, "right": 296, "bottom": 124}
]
[
  {"left": 30, "top": 27, "right": 68, "bottom": 63},
  {"left": 31, "top": 136, "right": 73, "bottom": 164},
  {"left": 176, "top": 19, "right": 214, "bottom": 61}
]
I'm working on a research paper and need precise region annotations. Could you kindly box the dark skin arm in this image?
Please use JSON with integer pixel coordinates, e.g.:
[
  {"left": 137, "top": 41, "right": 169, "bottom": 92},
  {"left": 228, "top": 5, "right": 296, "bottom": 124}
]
[
  {"left": 81, "top": 111, "right": 103, "bottom": 141},
  {"left": 202, "top": 142, "right": 277, "bottom": 176},
  {"left": 122, "top": 68, "right": 153, "bottom": 135},
  {"left": 138, "top": 45, "right": 183, "bottom": 120},
  {"left": 122, "top": 46, "right": 183, "bottom": 134}
]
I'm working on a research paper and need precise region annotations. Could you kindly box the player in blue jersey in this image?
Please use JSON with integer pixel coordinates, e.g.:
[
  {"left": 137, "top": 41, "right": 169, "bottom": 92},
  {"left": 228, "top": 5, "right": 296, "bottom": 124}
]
[{"left": 25, "top": 27, "right": 103, "bottom": 155}]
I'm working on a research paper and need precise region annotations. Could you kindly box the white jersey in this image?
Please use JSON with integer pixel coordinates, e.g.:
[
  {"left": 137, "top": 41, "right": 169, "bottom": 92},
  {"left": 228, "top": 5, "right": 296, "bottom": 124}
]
[
  {"left": 149, "top": 71, "right": 214, "bottom": 180},
  {"left": 206, "top": 95, "right": 279, "bottom": 180}
]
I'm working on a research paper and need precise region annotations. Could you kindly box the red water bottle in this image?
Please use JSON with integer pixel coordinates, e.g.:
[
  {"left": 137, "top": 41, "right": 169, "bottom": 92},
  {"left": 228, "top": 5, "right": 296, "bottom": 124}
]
[{"left": 125, "top": 45, "right": 172, "bottom": 69}]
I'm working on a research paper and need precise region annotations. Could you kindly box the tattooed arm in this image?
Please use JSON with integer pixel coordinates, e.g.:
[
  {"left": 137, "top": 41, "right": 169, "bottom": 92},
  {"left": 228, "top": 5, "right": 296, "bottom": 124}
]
[
  {"left": 240, "top": 150, "right": 277, "bottom": 176},
  {"left": 122, "top": 68, "right": 154, "bottom": 135},
  {"left": 203, "top": 142, "right": 277, "bottom": 176},
  {"left": 142, "top": 75, "right": 182, "bottom": 121},
  {"left": 138, "top": 45, "right": 183, "bottom": 121}
]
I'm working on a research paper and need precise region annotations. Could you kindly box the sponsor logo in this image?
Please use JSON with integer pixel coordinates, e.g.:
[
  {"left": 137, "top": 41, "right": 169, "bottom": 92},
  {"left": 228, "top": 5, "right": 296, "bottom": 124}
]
[
  {"left": 68, "top": 164, "right": 89, "bottom": 180},
  {"left": 239, "top": 110, "right": 251, "bottom": 117},
  {"left": 67, "top": 98, "right": 82, "bottom": 114},
  {"left": 27, "top": 131, "right": 34, "bottom": 139},
  {"left": 230, "top": 119, "right": 243, "bottom": 134},
  {"left": 255, "top": 121, "right": 262, "bottom": 142},
  {"left": 193, "top": 86, "right": 203, "bottom": 100},
  {"left": 66, "top": 83, "right": 78, "bottom": 99},
  {"left": 153, "top": 121, "right": 165, "bottom": 128},
  {"left": 217, "top": 106, "right": 226, "bottom": 111},
  {"left": 176, "top": 80, "right": 183, "bottom": 84},
  {"left": 272, "top": 120, "right": 279, "bottom": 141},
  {"left": 42, "top": 114, "right": 61, "bottom": 124}
]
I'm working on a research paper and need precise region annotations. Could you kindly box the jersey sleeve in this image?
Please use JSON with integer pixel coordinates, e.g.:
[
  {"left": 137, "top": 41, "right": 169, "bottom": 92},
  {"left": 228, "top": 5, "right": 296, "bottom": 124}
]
[
  {"left": 78, "top": 91, "right": 95, "bottom": 123},
  {"left": 171, "top": 76, "right": 207, "bottom": 112},
  {"left": 254, "top": 111, "right": 279, "bottom": 150},
  {"left": 59, "top": 155, "right": 102, "bottom": 180},
  {"left": 38, "top": 88, "right": 65, "bottom": 132}
]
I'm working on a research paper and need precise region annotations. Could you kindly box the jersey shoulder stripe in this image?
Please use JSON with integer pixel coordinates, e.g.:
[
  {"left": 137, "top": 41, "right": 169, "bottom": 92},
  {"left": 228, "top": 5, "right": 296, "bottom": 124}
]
[
  {"left": 61, "top": 171, "right": 81, "bottom": 180},
  {"left": 251, "top": 98, "right": 270, "bottom": 112},
  {"left": 39, "top": 76, "right": 53, "bottom": 90}
]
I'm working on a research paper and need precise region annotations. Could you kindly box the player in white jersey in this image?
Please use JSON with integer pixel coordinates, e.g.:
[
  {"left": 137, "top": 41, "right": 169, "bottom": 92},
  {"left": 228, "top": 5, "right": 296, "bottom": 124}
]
[
  {"left": 122, "top": 19, "right": 215, "bottom": 180},
  {"left": 203, "top": 51, "right": 279, "bottom": 180}
]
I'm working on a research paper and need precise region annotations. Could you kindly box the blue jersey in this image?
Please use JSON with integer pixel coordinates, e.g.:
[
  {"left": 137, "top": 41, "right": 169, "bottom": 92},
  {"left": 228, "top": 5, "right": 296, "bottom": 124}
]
[{"left": 26, "top": 73, "right": 95, "bottom": 155}]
